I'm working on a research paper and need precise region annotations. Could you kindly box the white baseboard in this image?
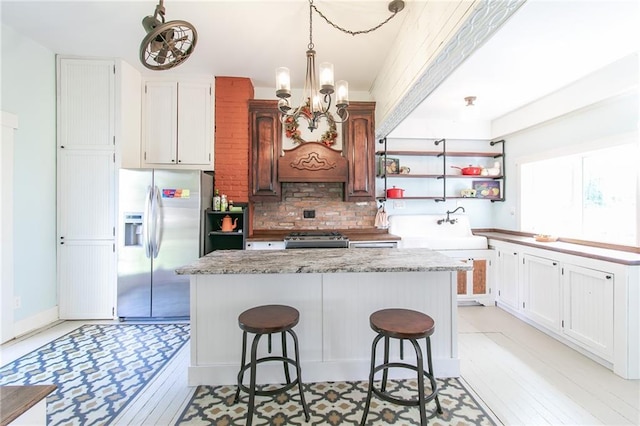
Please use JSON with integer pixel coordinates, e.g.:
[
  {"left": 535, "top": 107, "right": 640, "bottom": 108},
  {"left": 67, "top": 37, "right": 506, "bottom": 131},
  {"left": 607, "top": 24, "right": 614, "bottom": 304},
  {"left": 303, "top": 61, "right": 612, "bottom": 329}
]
[{"left": 13, "top": 306, "right": 59, "bottom": 339}]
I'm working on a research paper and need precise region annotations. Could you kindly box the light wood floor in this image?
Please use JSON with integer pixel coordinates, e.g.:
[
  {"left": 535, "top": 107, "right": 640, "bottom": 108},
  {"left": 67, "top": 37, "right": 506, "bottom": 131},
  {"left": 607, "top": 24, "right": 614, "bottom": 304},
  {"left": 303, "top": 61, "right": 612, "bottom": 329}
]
[{"left": 1, "top": 306, "right": 638, "bottom": 425}]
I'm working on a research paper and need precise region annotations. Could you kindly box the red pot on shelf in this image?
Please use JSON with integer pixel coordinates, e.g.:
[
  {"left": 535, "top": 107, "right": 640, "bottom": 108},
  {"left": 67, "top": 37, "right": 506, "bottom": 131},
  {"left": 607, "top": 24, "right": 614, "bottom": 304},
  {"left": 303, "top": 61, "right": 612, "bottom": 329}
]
[
  {"left": 386, "top": 186, "right": 405, "bottom": 198},
  {"left": 451, "top": 165, "right": 482, "bottom": 175}
]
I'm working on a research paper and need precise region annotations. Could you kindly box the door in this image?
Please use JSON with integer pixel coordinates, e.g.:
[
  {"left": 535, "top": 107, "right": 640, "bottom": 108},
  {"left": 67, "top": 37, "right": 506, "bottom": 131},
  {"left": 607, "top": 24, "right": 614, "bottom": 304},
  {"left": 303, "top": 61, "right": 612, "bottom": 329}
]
[
  {"left": 151, "top": 170, "right": 201, "bottom": 317},
  {"left": 117, "top": 169, "right": 153, "bottom": 318},
  {"left": 496, "top": 249, "right": 519, "bottom": 310},
  {"left": 177, "top": 82, "right": 212, "bottom": 165},
  {"left": 59, "top": 241, "right": 115, "bottom": 319},
  {"left": 57, "top": 149, "right": 115, "bottom": 319},
  {"left": 144, "top": 81, "right": 178, "bottom": 164},
  {"left": 523, "top": 254, "right": 561, "bottom": 331},
  {"left": 562, "top": 264, "right": 614, "bottom": 360}
]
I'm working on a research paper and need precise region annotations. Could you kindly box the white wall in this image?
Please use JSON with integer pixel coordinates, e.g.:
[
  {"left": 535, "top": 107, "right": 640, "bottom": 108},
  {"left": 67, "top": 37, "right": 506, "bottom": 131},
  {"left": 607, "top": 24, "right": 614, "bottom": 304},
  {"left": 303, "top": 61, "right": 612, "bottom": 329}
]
[
  {"left": 1, "top": 24, "right": 58, "bottom": 329},
  {"left": 382, "top": 53, "right": 639, "bottom": 231},
  {"left": 491, "top": 53, "right": 639, "bottom": 231}
]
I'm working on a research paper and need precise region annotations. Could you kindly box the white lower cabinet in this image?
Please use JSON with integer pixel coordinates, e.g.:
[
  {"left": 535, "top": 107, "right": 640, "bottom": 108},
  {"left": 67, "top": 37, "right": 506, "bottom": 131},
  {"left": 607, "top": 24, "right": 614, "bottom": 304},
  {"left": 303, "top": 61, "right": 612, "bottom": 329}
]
[
  {"left": 523, "top": 254, "right": 561, "bottom": 332},
  {"left": 495, "top": 249, "right": 520, "bottom": 310},
  {"left": 58, "top": 241, "right": 115, "bottom": 319},
  {"left": 562, "top": 264, "right": 614, "bottom": 360},
  {"left": 490, "top": 239, "right": 629, "bottom": 376}
]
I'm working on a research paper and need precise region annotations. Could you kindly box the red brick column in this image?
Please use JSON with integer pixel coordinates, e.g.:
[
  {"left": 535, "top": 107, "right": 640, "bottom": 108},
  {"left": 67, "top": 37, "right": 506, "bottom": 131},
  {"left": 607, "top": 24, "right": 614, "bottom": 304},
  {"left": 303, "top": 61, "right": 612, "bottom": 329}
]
[{"left": 214, "top": 77, "right": 254, "bottom": 203}]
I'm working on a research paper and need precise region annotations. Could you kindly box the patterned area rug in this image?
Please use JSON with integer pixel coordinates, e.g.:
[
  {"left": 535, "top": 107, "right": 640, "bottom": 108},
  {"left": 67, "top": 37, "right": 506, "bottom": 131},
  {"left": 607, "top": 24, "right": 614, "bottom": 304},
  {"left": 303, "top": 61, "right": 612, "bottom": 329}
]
[
  {"left": 177, "top": 377, "right": 498, "bottom": 425},
  {"left": 0, "top": 323, "right": 189, "bottom": 425}
]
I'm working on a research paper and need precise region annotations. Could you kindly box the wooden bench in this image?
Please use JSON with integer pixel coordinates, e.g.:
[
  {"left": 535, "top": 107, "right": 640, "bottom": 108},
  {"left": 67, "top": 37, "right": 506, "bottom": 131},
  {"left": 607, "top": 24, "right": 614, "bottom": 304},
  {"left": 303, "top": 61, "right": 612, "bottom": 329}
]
[{"left": 0, "top": 385, "right": 56, "bottom": 426}]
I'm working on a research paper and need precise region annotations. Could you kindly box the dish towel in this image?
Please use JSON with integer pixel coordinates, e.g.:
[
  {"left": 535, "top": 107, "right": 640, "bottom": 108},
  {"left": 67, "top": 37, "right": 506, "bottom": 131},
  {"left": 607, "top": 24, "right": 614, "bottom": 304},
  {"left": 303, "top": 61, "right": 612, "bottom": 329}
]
[{"left": 374, "top": 204, "right": 388, "bottom": 229}]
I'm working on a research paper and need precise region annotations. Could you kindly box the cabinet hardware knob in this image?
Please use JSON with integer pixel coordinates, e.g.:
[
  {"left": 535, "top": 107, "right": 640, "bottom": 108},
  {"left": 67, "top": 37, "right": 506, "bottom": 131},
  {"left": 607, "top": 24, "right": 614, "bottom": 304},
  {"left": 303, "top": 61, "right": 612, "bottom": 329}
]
[
  {"left": 552, "top": 262, "right": 557, "bottom": 266},
  {"left": 605, "top": 275, "right": 612, "bottom": 279}
]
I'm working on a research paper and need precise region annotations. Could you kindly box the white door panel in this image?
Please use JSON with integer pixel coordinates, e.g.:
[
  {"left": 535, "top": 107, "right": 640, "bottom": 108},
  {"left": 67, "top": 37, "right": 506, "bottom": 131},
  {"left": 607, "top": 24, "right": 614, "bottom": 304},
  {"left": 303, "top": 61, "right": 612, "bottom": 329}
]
[
  {"left": 58, "top": 240, "right": 114, "bottom": 319},
  {"left": 58, "top": 150, "right": 115, "bottom": 240},
  {"left": 58, "top": 59, "right": 114, "bottom": 149}
]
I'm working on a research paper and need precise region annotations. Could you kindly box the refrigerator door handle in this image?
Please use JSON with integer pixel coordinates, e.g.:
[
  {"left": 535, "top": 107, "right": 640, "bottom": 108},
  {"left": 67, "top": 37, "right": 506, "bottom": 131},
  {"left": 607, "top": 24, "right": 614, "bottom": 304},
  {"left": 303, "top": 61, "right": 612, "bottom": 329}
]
[
  {"left": 150, "top": 185, "right": 162, "bottom": 259},
  {"left": 143, "top": 185, "right": 153, "bottom": 258}
]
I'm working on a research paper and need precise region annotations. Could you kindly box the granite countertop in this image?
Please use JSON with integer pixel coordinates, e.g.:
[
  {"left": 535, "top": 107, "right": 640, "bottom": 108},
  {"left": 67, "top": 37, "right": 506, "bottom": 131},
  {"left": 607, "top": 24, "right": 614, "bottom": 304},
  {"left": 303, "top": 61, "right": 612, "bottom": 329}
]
[
  {"left": 176, "top": 248, "right": 471, "bottom": 275},
  {"left": 475, "top": 231, "right": 640, "bottom": 265},
  {"left": 247, "top": 229, "right": 401, "bottom": 242}
]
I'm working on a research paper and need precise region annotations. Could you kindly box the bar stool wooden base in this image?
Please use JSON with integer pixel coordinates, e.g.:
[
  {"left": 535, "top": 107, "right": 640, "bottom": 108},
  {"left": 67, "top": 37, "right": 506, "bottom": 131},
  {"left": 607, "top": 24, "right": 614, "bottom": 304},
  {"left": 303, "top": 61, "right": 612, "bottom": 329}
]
[
  {"left": 233, "top": 304, "right": 310, "bottom": 426},
  {"left": 361, "top": 308, "right": 443, "bottom": 426}
]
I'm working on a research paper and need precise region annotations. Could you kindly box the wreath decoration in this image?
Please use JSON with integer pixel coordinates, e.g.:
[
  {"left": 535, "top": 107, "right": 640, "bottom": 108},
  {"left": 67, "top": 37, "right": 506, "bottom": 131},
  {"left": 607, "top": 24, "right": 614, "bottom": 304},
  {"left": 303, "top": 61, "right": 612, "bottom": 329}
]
[{"left": 284, "top": 99, "right": 338, "bottom": 147}]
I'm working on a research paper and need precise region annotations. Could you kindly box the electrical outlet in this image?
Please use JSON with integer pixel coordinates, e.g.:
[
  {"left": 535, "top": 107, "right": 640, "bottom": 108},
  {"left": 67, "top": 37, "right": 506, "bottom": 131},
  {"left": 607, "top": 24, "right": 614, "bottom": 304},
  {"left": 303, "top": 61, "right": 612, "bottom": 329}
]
[
  {"left": 14, "top": 296, "right": 21, "bottom": 309},
  {"left": 393, "top": 200, "right": 405, "bottom": 209},
  {"left": 303, "top": 210, "right": 315, "bottom": 219}
]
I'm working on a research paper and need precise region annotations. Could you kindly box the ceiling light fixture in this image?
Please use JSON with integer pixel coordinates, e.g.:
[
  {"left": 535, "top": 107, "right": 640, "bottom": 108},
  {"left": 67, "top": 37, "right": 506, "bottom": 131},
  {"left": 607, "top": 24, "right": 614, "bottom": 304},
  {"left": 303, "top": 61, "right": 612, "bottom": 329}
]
[
  {"left": 464, "top": 96, "right": 477, "bottom": 107},
  {"left": 276, "top": 0, "right": 405, "bottom": 132}
]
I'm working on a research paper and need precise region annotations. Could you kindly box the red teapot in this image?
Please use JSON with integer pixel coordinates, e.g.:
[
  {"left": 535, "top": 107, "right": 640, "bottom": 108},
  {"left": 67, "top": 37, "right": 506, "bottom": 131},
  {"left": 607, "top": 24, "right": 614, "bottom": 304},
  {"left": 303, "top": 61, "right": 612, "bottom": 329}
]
[{"left": 220, "top": 215, "right": 238, "bottom": 232}]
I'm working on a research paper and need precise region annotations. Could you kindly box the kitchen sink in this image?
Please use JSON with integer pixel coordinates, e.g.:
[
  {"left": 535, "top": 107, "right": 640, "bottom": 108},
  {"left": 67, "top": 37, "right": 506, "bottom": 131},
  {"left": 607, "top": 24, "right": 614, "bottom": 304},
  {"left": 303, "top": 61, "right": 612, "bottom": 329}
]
[{"left": 388, "top": 214, "right": 488, "bottom": 250}]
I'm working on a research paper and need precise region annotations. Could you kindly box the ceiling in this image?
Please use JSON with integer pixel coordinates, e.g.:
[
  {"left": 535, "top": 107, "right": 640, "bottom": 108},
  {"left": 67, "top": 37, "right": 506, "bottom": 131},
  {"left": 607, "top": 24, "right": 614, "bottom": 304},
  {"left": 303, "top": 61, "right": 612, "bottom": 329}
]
[{"left": 1, "top": 0, "right": 639, "bottom": 129}]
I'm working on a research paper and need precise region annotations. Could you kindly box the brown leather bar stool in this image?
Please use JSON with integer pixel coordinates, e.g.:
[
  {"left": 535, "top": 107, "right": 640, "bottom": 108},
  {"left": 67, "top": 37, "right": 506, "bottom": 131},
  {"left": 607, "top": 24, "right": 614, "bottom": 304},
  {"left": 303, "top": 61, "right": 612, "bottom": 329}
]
[
  {"left": 360, "top": 308, "right": 443, "bottom": 426},
  {"left": 233, "top": 304, "right": 310, "bottom": 426}
]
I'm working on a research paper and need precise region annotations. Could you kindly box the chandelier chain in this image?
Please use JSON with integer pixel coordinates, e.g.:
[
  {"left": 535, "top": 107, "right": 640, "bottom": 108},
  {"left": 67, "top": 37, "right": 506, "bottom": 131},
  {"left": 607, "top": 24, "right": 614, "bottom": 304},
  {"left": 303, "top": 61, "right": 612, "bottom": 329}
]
[
  {"left": 310, "top": 2, "right": 400, "bottom": 36},
  {"left": 308, "top": 0, "right": 314, "bottom": 50}
]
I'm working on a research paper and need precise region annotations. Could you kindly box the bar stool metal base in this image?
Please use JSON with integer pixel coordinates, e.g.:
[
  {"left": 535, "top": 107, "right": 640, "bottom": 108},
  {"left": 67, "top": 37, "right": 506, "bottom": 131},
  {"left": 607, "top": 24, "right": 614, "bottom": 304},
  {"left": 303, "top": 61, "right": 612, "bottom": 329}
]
[
  {"left": 361, "top": 310, "right": 443, "bottom": 426},
  {"left": 233, "top": 306, "right": 310, "bottom": 426}
]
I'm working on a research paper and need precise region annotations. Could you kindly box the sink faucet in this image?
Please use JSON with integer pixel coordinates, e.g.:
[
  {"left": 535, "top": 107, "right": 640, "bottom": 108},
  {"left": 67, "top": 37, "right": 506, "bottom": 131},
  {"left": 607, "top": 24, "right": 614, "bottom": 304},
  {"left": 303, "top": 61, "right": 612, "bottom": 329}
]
[{"left": 437, "top": 206, "right": 466, "bottom": 225}]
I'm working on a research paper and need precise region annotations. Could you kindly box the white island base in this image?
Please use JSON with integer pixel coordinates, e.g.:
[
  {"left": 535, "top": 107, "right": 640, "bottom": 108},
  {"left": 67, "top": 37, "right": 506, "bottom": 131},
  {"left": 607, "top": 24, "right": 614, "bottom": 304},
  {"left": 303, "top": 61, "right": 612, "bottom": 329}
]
[{"left": 188, "top": 271, "right": 459, "bottom": 386}]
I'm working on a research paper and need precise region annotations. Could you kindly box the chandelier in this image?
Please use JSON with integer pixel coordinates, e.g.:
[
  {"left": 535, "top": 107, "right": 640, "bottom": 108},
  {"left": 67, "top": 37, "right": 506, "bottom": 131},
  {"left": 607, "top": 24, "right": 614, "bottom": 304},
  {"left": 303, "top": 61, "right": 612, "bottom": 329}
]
[{"left": 276, "top": 0, "right": 405, "bottom": 132}]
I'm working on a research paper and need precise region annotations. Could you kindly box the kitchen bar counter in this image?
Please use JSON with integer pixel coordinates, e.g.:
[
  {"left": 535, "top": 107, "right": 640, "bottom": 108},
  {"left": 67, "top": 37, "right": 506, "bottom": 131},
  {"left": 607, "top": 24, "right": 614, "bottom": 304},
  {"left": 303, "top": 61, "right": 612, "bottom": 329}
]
[
  {"left": 176, "top": 247, "right": 467, "bottom": 275},
  {"left": 246, "top": 228, "right": 401, "bottom": 242},
  {"left": 177, "top": 248, "right": 469, "bottom": 386}
]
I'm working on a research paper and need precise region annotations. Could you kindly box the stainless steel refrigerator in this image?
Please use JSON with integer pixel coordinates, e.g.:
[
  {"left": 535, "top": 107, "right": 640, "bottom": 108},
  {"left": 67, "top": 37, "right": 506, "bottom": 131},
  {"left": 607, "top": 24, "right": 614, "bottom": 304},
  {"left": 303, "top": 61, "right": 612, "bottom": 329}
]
[{"left": 117, "top": 169, "right": 212, "bottom": 320}]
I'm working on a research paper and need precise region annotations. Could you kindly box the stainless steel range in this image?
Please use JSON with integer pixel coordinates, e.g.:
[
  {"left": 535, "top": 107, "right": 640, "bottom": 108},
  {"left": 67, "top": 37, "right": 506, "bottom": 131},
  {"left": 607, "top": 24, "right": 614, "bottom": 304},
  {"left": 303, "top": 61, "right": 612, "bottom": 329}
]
[{"left": 284, "top": 231, "right": 349, "bottom": 249}]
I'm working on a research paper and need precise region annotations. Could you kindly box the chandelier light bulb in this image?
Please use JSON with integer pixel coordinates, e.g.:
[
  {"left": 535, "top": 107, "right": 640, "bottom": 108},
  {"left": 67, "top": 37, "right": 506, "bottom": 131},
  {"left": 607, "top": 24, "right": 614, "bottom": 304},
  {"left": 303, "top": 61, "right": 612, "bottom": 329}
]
[
  {"left": 276, "top": 67, "right": 291, "bottom": 98},
  {"left": 336, "top": 81, "right": 349, "bottom": 107},
  {"left": 319, "top": 62, "right": 335, "bottom": 94}
]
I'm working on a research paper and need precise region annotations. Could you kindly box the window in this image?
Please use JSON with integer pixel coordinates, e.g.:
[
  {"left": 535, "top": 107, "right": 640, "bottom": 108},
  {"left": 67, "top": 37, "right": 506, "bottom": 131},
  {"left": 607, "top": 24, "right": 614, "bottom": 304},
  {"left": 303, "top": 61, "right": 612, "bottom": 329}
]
[{"left": 520, "top": 142, "right": 638, "bottom": 246}]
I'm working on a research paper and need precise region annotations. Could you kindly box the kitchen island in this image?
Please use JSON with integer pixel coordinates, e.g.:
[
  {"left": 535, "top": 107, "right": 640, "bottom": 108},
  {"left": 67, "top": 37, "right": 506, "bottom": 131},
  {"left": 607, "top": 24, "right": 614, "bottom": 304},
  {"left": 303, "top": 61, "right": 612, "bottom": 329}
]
[{"left": 176, "top": 248, "right": 471, "bottom": 386}]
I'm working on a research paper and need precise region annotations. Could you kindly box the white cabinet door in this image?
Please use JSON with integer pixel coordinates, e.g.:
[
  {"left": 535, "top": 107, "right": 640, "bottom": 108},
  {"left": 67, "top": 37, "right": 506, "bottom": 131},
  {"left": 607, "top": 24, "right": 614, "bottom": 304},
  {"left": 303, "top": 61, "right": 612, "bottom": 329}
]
[
  {"left": 496, "top": 249, "right": 519, "bottom": 310},
  {"left": 143, "top": 80, "right": 212, "bottom": 167},
  {"left": 562, "top": 264, "right": 614, "bottom": 361},
  {"left": 143, "top": 81, "right": 178, "bottom": 164},
  {"left": 57, "top": 57, "right": 116, "bottom": 320},
  {"left": 523, "top": 254, "right": 561, "bottom": 331},
  {"left": 177, "top": 81, "right": 212, "bottom": 165},
  {"left": 58, "top": 59, "right": 114, "bottom": 150},
  {"left": 58, "top": 240, "right": 114, "bottom": 319},
  {"left": 57, "top": 150, "right": 115, "bottom": 240}
]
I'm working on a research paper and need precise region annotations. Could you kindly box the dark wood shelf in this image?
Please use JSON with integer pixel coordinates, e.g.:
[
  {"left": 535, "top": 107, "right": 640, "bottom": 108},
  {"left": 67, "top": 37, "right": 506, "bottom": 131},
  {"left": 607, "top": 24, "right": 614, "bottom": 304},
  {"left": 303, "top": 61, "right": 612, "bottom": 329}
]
[
  {"left": 445, "top": 174, "right": 503, "bottom": 179},
  {"left": 375, "top": 150, "right": 443, "bottom": 156},
  {"left": 378, "top": 173, "right": 444, "bottom": 179},
  {"left": 376, "top": 138, "right": 506, "bottom": 202},
  {"left": 446, "top": 151, "right": 503, "bottom": 158}
]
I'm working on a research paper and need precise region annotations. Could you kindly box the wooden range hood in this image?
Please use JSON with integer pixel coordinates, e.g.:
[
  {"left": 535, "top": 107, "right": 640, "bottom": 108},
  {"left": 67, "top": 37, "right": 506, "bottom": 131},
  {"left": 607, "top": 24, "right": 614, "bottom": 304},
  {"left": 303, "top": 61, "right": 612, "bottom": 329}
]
[
  {"left": 249, "top": 100, "right": 375, "bottom": 202},
  {"left": 277, "top": 142, "right": 348, "bottom": 183}
]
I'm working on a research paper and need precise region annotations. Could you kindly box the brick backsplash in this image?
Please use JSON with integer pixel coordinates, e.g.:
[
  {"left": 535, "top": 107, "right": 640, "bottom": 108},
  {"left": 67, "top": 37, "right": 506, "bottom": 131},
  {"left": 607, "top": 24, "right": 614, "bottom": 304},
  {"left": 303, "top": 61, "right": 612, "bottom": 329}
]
[{"left": 253, "top": 183, "right": 377, "bottom": 230}]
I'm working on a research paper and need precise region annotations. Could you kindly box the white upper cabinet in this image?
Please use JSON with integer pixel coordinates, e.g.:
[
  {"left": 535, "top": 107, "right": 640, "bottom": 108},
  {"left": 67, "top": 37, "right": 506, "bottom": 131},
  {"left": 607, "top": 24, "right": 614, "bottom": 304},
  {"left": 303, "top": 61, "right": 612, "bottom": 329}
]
[
  {"left": 58, "top": 59, "right": 115, "bottom": 150},
  {"left": 143, "top": 79, "right": 213, "bottom": 169}
]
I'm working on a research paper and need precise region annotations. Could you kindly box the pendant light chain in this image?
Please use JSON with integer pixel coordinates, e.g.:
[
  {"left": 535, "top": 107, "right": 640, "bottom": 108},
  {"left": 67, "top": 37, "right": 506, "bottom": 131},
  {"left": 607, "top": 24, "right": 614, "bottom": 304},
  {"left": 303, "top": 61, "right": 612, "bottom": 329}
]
[
  {"left": 310, "top": 0, "right": 402, "bottom": 36},
  {"left": 308, "top": 0, "right": 314, "bottom": 50}
]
